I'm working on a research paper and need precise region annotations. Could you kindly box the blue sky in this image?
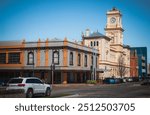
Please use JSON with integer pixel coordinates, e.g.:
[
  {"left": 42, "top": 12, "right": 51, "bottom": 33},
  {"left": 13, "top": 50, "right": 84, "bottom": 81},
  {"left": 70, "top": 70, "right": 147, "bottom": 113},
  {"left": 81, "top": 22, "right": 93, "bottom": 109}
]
[{"left": 0, "top": 0, "right": 150, "bottom": 62}]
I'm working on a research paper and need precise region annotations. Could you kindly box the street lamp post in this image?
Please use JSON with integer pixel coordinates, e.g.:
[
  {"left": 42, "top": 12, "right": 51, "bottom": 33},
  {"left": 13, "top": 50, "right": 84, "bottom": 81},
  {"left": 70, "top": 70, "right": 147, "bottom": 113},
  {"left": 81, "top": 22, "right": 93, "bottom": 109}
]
[
  {"left": 90, "top": 65, "right": 93, "bottom": 80},
  {"left": 51, "top": 63, "right": 55, "bottom": 84},
  {"left": 33, "top": 63, "right": 35, "bottom": 76}
]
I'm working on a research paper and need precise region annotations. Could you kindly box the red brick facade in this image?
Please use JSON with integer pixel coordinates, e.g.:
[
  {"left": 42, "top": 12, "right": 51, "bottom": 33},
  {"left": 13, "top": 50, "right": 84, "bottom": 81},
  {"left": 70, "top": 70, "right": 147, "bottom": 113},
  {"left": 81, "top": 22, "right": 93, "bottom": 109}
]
[{"left": 130, "top": 50, "right": 138, "bottom": 77}]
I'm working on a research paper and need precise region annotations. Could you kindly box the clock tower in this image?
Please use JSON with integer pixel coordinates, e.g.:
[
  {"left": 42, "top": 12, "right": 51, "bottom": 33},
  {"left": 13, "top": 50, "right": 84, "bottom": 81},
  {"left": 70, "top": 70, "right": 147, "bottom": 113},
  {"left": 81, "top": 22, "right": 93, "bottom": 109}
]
[{"left": 105, "top": 7, "right": 124, "bottom": 46}]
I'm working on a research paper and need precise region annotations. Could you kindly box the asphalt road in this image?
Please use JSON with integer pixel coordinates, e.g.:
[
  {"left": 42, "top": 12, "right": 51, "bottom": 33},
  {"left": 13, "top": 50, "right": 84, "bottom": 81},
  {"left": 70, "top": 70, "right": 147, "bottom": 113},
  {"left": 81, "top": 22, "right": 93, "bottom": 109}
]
[{"left": 51, "top": 82, "right": 150, "bottom": 98}]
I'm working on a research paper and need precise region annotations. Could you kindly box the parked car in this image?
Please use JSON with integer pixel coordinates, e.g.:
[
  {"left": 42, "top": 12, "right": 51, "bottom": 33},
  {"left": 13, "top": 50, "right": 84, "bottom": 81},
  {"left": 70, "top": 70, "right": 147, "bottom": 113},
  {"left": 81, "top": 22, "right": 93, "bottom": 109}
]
[
  {"left": 103, "top": 78, "right": 116, "bottom": 84},
  {"left": 132, "top": 77, "right": 139, "bottom": 82},
  {"left": 6, "top": 77, "right": 52, "bottom": 98},
  {"left": 103, "top": 77, "right": 124, "bottom": 84},
  {"left": 122, "top": 78, "right": 127, "bottom": 83},
  {"left": 0, "top": 79, "right": 10, "bottom": 86},
  {"left": 141, "top": 77, "right": 150, "bottom": 85},
  {"left": 126, "top": 77, "right": 133, "bottom": 82},
  {"left": 115, "top": 78, "right": 123, "bottom": 84}
]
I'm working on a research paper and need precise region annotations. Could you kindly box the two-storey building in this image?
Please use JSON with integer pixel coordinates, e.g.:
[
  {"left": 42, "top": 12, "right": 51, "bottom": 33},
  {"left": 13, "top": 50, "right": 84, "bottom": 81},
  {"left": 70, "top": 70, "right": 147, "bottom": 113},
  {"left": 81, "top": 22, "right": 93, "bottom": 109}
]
[{"left": 0, "top": 38, "right": 99, "bottom": 84}]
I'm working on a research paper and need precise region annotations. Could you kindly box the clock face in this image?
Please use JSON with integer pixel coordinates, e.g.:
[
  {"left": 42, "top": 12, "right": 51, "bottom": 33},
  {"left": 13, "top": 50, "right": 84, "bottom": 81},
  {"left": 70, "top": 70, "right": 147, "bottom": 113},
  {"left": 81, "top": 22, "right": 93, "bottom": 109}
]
[{"left": 110, "top": 17, "right": 116, "bottom": 23}]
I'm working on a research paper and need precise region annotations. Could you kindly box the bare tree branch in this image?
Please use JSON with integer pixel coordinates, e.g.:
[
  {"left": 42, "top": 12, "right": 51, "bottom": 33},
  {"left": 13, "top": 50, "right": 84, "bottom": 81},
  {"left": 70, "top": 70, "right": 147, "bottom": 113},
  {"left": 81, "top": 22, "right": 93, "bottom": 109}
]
[{"left": 118, "top": 55, "right": 128, "bottom": 78}]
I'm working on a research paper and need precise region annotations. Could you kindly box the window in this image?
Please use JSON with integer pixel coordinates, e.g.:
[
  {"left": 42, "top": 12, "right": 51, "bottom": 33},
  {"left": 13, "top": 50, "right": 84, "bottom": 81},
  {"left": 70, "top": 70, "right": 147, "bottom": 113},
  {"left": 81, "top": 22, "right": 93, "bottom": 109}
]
[
  {"left": 27, "top": 52, "right": 34, "bottom": 65},
  {"left": 97, "top": 41, "right": 99, "bottom": 46},
  {"left": 94, "top": 41, "right": 96, "bottom": 46},
  {"left": 111, "top": 37, "right": 115, "bottom": 43},
  {"left": 41, "top": 71, "right": 45, "bottom": 80},
  {"left": 91, "top": 41, "right": 93, "bottom": 46},
  {"left": 84, "top": 55, "right": 87, "bottom": 67},
  {"left": 69, "top": 52, "right": 73, "bottom": 65},
  {"left": 8, "top": 78, "right": 23, "bottom": 84},
  {"left": 0, "top": 53, "right": 6, "bottom": 64},
  {"left": 26, "top": 79, "right": 42, "bottom": 84},
  {"left": 26, "top": 79, "right": 35, "bottom": 83},
  {"left": 53, "top": 50, "right": 59, "bottom": 64},
  {"left": 91, "top": 56, "right": 93, "bottom": 65},
  {"left": 33, "top": 79, "right": 43, "bottom": 84},
  {"left": 78, "top": 53, "right": 81, "bottom": 66},
  {"left": 8, "top": 53, "right": 20, "bottom": 64}
]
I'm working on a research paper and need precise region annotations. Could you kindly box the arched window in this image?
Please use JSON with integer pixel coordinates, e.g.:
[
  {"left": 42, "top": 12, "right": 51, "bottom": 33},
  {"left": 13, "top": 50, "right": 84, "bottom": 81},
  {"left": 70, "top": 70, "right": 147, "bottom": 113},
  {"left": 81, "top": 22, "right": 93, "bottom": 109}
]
[
  {"left": 70, "top": 52, "right": 73, "bottom": 65},
  {"left": 78, "top": 53, "right": 81, "bottom": 66},
  {"left": 97, "top": 41, "right": 99, "bottom": 46},
  {"left": 91, "top": 41, "right": 93, "bottom": 46},
  {"left": 28, "top": 52, "right": 34, "bottom": 65},
  {"left": 84, "top": 55, "right": 87, "bottom": 67},
  {"left": 94, "top": 41, "right": 96, "bottom": 46},
  {"left": 53, "top": 50, "right": 59, "bottom": 64},
  {"left": 111, "top": 37, "right": 115, "bottom": 43}
]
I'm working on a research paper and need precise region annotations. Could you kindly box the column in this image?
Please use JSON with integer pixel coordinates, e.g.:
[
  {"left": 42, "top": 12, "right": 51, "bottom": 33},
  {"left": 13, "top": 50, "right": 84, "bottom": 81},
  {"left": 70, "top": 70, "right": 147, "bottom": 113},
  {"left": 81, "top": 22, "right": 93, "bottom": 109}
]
[
  {"left": 74, "top": 72, "right": 77, "bottom": 83},
  {"left": 62, "top": 72, "right": 67, "bottom": 84},
  {"left": 80, "top": 72, "right": 83, "bottom": 83}
]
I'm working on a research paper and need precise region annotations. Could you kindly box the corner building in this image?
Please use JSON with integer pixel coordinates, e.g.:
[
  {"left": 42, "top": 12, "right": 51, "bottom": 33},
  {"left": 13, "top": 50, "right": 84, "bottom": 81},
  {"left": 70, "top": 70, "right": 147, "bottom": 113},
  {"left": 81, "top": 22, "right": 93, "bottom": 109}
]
[
  {"left": 0, "top": 38, "right": 99, "bottom": 84},
  {"left": 83, "top": 8, "right": 130, "bottom": 79}
]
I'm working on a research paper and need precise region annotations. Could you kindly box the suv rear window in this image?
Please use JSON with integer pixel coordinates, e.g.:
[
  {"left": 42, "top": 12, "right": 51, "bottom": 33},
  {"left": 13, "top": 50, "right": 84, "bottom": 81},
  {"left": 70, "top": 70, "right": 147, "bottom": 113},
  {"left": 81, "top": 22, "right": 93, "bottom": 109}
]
[{"left": 8, "top": 79, "right": 23, "bottom": 84}]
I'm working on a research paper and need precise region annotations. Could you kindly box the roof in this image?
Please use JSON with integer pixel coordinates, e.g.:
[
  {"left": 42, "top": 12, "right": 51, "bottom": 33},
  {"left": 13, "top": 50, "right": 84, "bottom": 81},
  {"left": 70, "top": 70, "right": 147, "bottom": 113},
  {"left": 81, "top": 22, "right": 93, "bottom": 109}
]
[
  {"left": 89, "top": 31, "right": 105, "bottom": 37},
  {"left": 83, "top": 31, "right": 111, "bottom": 41},
  {"left": 0, "top": 40, "right": 22, "bottom": 46},
  {"left": 50, "top": 37, "right": 62, "bottom": 41},
  {"left": 123, "top": 44, "right": 130, "bottom": 49}
]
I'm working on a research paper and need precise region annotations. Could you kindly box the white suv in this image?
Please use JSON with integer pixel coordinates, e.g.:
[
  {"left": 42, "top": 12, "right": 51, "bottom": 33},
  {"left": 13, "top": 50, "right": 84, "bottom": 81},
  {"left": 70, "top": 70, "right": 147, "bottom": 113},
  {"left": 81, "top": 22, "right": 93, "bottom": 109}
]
[{"left": 6, "top": 77, "right": 52, "bottom": 98}]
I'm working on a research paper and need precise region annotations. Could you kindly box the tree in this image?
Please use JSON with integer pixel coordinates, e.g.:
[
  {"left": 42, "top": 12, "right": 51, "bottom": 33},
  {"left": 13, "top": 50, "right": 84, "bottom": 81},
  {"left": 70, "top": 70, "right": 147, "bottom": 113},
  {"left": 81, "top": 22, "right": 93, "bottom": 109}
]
[{"left": 118, "top": 55, "right": 128, "bottom": 78}]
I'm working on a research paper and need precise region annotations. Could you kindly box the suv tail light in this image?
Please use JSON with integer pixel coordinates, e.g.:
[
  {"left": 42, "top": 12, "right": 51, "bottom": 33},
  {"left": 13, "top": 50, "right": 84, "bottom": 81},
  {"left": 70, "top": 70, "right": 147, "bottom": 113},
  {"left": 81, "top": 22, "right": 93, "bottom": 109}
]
[{"left": 18, "top": 84, "right": 25, "bottom": 87}]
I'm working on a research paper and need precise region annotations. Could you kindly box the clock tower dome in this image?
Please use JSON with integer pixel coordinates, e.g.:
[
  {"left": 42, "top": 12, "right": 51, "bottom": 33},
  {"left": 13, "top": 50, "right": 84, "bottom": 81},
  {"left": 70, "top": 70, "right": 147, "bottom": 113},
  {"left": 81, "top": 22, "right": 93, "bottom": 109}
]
[{"left": 105, "top": 7, "right": 124, "bottom": 45}]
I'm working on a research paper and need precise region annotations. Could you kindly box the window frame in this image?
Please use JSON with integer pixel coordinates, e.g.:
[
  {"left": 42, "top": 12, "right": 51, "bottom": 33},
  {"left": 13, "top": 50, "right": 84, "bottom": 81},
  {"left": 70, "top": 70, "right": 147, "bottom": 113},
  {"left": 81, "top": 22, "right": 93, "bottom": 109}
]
[
  {"left": 77, "top": 53, "right": 81, "bottom": 66},
  {"left": 0, "top": 53, "right": 6, "bottom": 64},
  {"left": 84, "top": 54, "right": 88, "bottom": 67},
  {"left": 97, "top": 41, "right": 99, "bottom": 46},
  {"left": 8, "top": 52, "right": 20, "bottom": 64},
  {"left": 91, "top": 41, "right": 93, "bottom": 46},
  {"left": 27, "top": 52, "right": 34, "bottom": 65},
  {"left": 69, "top": 52, "right": 73, "bottom": 65},
  {"left": 53, "top": 50, "right": 59, "bottom": 65}
]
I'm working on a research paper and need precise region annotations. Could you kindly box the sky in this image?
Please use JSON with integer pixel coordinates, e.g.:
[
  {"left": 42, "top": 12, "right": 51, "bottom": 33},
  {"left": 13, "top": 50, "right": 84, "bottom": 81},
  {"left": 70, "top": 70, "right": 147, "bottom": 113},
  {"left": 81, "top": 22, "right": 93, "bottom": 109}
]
[{"left": 0, "top": 0, "right": 150, "bottom": 62}]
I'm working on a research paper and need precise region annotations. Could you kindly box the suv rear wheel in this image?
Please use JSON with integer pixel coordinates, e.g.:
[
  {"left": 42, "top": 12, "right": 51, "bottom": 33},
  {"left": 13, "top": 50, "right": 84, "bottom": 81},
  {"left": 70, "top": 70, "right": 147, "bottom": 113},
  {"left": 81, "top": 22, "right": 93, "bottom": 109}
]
[{"left": 26, "top": 89, "right": 33, "bottom": 98}]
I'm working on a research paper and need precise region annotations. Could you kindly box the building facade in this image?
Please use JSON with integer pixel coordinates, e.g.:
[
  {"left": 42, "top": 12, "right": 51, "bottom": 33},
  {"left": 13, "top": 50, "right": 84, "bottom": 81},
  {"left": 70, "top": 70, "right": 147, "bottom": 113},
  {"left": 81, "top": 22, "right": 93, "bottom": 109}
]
[
  {"left": 130, "top": 47, "right": 147, "bottom": 79},
  {"left": 130, "top": 49, "right": 138, "bottom": 77},
  {"left": 0, "top": 38, "right": 99, "bottom": 84},
  {"left": 82, "top": 7, "right": 130, "bottom": 79},
  {"left": 0, "top": 7, "right": 133, "bottom": 83},
  {"left": 147, "top": 63, "right": 150, "bottom": 76}
]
